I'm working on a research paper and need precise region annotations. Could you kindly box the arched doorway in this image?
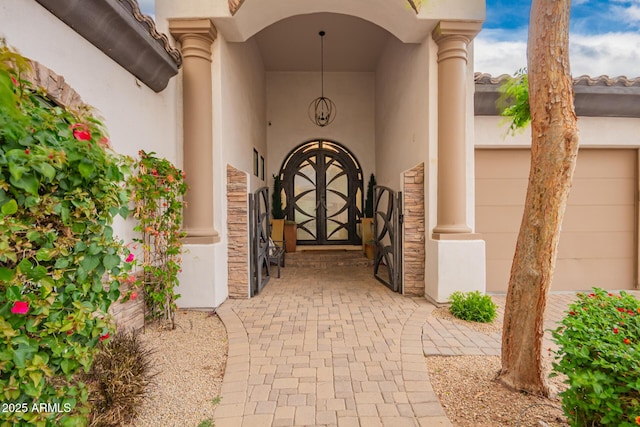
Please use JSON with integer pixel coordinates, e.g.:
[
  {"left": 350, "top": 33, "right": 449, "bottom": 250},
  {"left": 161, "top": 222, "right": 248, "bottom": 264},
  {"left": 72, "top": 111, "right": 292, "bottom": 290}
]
[{"left": 279, "top": 140, "right": 364, "bottom": 245}]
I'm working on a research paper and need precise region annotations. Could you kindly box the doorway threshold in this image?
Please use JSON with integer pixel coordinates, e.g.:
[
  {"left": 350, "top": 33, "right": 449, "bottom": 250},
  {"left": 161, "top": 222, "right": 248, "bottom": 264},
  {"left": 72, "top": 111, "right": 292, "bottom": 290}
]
[{"left": 298, "top": 245, "right": 361, "bottom": 252}]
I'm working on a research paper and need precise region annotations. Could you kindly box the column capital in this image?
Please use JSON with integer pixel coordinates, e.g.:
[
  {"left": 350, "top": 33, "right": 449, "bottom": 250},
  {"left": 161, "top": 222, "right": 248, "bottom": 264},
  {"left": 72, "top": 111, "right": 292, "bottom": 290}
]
[
  {"left": 169, "top": 18, "right": 217, "bottom": 43},
  {"left": 432, "top": 20, "right": 483, "bottom": 45}
]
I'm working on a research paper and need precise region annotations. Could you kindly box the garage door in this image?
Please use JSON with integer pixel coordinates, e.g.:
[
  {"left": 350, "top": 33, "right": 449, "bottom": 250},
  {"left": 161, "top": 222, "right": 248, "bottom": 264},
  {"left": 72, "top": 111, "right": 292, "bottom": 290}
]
[{"left": 476, "top": 149, "right": 636, "bottom": 292}]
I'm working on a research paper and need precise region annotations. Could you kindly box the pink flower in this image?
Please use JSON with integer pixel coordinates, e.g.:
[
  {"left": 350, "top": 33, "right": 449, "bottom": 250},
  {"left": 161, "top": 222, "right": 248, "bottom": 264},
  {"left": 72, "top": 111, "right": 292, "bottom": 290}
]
[
  {"left": 10, "top": 75, "right": 18, "bottom": 85},
  {"left": 11, "top": 301, "right": 29, "bottom": 315},
  {"left": 125, "top": 253, "right": 134, "bottom": 263},
  {"left": 70, "top": 124, "right": 91, "bottom": 141},
  {"left": 99, "top": 333, "right": 110, "bottom": 342},
  {"left": 126, "top": 275, "right": 136, "bottom": 284},
  {"left": 130, "top": 291, "right": 138, "bottom": 301}
]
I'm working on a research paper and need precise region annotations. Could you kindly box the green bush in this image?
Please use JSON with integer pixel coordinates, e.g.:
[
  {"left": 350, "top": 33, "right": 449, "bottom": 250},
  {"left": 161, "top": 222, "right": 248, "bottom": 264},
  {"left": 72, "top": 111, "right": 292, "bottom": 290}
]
[
  {"left": 0, "top": 44, "right": 132, "bottom": 426},
  {"left": 448, "top": 291, "right": 497, "bottom": 323},
  {"left": 551, "top": 288, "right": 640, "bottom": 426},
  {"left": 84, "top": 330, "right": 156, "bottom": 427}
]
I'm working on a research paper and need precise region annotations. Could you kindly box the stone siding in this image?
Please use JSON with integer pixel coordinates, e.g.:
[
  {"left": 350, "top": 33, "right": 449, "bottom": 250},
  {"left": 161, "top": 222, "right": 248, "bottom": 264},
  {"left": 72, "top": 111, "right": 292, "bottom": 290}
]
[
  {"left": 227, "top": 165, "right": 250, "bottom": 298},
  {"left": 25, "top": 60, "right": 85, "bottom": 111},
  {"left": 403, "top": 163, "right": 425, "bottom": 296},
  {"left": 109, "top": 279, "right": 144, "bottom": 331}
]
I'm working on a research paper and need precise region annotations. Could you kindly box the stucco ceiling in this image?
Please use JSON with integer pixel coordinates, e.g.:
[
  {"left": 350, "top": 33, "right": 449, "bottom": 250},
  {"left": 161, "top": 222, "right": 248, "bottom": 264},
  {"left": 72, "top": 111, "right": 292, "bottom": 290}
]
[{"left": 252, "top": 13, "right": 395, "bottom": 72}]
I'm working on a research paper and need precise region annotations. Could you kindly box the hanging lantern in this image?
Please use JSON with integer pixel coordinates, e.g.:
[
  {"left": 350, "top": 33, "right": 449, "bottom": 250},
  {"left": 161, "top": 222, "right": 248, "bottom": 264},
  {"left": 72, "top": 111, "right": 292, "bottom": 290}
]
[{"left": 308, "top": 31, "right": 336, "bottom": 127}]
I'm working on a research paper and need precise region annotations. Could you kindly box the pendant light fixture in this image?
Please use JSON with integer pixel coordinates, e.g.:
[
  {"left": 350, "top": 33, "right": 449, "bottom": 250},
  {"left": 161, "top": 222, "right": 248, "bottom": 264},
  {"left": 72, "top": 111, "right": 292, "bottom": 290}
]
[{"left": 308, "top": 31, "right": 336, "bottom": 127}]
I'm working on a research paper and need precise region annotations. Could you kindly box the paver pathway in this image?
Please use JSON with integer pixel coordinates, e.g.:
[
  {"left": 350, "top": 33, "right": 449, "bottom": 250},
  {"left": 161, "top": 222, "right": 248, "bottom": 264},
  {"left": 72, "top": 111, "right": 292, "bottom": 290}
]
[{"left": 214, "top": 263, "right": 450, "bottom": 427}]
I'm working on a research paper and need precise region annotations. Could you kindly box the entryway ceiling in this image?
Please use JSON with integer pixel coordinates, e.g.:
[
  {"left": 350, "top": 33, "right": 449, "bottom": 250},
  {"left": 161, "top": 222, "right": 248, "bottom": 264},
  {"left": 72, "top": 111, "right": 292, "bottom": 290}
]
[{"left": 252, "top": 13, "right": 395, "bottom": 72}]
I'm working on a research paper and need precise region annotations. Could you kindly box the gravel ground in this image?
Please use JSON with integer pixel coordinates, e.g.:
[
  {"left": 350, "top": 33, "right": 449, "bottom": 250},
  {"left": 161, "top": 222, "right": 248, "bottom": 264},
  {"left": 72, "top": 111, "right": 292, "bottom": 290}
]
[
  {"left": 426, "top": 308, "right": 568, "bottom": 427},
  {"left": 128, "top": 308, "right": 568, "bottom": 427},
  {"left": 426, "top": 355, "right": 568, "bottom": 427},
  {"left": 128, "top": 310, "right": 228, "bottom": 427}
]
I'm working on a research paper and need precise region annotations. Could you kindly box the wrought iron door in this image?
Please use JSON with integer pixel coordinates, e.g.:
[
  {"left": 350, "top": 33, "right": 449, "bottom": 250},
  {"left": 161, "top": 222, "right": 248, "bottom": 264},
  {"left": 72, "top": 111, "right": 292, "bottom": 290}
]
[
  {"left": 249, "top": 187, "right": 270, "bottom": 296},
  {"left": 280, "top": 141, "right": 363, "bottom": 245},
  {"left": 374, "top": 186, "right": 403, "bottom": 293}
]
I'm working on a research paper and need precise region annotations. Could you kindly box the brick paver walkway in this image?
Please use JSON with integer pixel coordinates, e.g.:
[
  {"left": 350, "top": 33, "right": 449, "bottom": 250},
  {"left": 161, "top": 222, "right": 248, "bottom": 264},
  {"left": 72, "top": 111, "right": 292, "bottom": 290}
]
[
  {"left": 213, "top": 254, "right": 640, "bottom": 427},
  {"left": 214, "top": 263, "right": 450, "bottom": 427}
]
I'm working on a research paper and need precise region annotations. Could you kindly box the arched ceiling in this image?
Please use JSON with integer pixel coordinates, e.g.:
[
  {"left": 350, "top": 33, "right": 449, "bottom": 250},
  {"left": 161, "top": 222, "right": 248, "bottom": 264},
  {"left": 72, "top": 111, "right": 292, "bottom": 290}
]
[{"left": 252, "top": 13, "right": 394, "bottom": 72}]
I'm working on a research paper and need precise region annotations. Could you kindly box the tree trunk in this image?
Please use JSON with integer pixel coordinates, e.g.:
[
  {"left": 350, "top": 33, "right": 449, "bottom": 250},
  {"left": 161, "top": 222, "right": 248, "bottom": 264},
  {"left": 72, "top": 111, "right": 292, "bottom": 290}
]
[{"left": 497, "top": 0, "right": 579, "bottom": 396}]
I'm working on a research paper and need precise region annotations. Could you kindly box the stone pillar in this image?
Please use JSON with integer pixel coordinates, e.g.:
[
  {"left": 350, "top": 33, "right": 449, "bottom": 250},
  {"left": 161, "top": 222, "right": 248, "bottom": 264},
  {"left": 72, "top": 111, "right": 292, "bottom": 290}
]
[
  {"left": 169, "top": 18, "right": 219, "bottom": 244},
  {"left": 432, "top": 21, "right": 482, "bottom": 239}
]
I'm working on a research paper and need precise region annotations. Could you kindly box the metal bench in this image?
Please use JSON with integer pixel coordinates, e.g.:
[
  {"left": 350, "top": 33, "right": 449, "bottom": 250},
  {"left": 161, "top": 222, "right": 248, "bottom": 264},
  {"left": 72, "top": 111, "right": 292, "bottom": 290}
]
[{"left": 268, "top": 238, "right": 286, "bottom": 278}]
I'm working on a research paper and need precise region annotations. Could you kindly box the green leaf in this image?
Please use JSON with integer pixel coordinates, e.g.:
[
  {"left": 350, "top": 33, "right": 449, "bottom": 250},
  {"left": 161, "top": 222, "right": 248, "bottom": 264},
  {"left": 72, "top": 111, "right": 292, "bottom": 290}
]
[
  {"left": 34, "top": 162, "right": 56, "bottom": 181},
  {"left": 28, "top": 266, "right": 48, "bottom": 281},
  {"left": 0, "top": 267, "right": 15, "bottom": 281},
  {"left": 6, "top": 285, "right": 21, "bottom": 300},
  {"left": 1, "top": 199, "right": 18, "bottom": 215},
  {"left": 36, "top": 248, "right": 52, "bottom": 261},
  {"left": 13, "top": 345, "right": 36, "bottom": 369},
  {"left": 78, "top": 162, "right": 95, "bottom": 178},
  {"left": 103, "top": 254, "right": 120, "bottom": 270},
  {"left": 60, "top": 358, "right": 74, "bottom": 374},
  {"left": 18, "top": 258, "right": 33, "bottom": 274},
  {"left": 26, "top": 230, "right": 41, "bottom": 241},
  {"left": 80, "top": 255, "right": 100, "bottom": 272},
  {"left": 10, "top": 173, "right": 40, "bottom": 196},
  {"left": 54, "top": 258, "right": 70, "bottom": 269}
]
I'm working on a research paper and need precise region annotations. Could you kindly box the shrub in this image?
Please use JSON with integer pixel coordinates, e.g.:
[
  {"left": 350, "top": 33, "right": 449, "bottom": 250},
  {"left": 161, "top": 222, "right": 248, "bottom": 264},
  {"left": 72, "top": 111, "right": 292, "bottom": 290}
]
[
  {"left": 551, "top": 288, "right": 640, "bottom": 426},
  {"left": 449, "top": 291, "right": 498, "bottom": 323},
  {"left": 0, "top": 43, "right": 133, "bottom": 426},
  {"left": 84, "top": 330, "right": 156, "bottom": 427}
]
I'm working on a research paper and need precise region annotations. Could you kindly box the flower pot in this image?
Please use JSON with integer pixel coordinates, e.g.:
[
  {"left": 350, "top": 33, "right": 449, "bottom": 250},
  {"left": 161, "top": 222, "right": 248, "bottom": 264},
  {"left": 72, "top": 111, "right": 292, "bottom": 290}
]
[
  {"left": 361, "top": 217, "right": 374, "bottom": 253},
  {"left": 364, "top": 242, "right": 375, "bottom": 260},
  {"left": 284, "top": 222, "right": 297, "bottom": 253}
]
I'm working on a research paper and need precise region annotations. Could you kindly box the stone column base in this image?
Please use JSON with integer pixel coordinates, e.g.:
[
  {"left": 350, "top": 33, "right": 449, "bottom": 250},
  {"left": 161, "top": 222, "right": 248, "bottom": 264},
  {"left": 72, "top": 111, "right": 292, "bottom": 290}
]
[
  {"left": 176, "top": 243, "right": 228, "bottom": 309},
  {"left": 426, "top": 239, "right": 486, "bottom": 303}
]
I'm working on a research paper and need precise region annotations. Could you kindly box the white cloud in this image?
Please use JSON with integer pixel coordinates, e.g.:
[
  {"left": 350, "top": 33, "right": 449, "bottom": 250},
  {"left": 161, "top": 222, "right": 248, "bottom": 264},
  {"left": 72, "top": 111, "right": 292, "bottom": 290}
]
[
  {"left": 570, "top": 32, "right": 640, "bottom": 77},
  {"left": 474, "top": 36, "right": 527, "bottom": 77},
  {"left": 474, "top": 29, "right": 640, "bottom": 78}
]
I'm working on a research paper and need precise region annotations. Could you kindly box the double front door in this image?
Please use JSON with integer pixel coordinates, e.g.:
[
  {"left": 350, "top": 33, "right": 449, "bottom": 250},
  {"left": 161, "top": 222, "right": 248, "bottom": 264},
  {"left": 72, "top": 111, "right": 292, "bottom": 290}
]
[{"left": 280, "top": 140, "right": 363, "bottom": 245}]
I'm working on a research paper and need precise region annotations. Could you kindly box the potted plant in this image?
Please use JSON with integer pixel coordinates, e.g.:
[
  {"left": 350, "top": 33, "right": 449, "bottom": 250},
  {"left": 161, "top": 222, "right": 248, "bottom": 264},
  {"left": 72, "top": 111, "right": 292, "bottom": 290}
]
[
  {"left": 362, "top": 173, "right": 376, "bottom": 253},
  {"left": 271, "top": 174, "right": 286, "bottom": 249}
]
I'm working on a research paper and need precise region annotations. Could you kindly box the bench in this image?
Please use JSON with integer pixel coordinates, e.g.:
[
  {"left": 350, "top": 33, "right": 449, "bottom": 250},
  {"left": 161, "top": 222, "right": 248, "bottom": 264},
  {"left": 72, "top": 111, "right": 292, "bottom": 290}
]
[{"left": 268, "top": 238, "right": 286, "bottom": 278}]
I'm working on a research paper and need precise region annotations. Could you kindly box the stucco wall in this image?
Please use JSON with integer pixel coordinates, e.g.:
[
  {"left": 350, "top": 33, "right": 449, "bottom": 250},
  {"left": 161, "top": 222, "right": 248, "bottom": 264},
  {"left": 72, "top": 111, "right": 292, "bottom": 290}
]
[
  {"left": 219, "top": 37, "right": 267, "bottom": 192},
  {"left": 374, "top": 37, "right": 432, "bottom": 192},
  {"left": 266, "top": 71, "right": 375, "bottom": 186},
  {"left": 1, "top": 0, "right": 178, "bottom": 248}
]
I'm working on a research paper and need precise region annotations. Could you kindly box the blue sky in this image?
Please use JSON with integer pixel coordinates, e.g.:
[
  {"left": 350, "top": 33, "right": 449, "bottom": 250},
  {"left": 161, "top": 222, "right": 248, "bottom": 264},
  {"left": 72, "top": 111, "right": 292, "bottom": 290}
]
[
  {"left": 139, "top": 0, "right": 640, "bottom": 78},
  {"left": 476, "top": 0, "right": 640, "bottom": 77}
]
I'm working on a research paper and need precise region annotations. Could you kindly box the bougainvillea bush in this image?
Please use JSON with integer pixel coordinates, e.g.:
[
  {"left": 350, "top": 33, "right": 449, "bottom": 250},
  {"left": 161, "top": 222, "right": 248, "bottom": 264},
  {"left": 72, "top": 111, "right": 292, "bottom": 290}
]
[
  {"left": 0, "top": 45, "right": 133, "bottom": 426},
  {"left": 128, "top": 151, "right": 186, "bottom": 329},
  {"left": 551, "top": 288, "right": 640, "bottom": 427}
]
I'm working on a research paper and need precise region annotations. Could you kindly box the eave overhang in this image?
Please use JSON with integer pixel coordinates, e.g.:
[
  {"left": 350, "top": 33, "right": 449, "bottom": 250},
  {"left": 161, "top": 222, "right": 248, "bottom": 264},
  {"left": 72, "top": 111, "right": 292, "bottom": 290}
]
[
  {"left": 475, "top": 73, "right": 640, "bottom": 118},
  {"left": 35, "top": 0, "right": 182, "bottom": 92}
]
